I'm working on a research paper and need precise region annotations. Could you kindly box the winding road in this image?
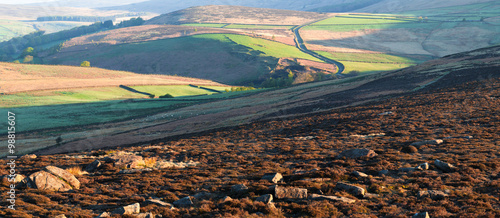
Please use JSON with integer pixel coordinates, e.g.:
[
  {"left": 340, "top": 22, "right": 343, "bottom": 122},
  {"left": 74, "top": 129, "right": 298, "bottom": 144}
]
[{"left": 291, "top": 19, "right": 345, "bottom": 74}]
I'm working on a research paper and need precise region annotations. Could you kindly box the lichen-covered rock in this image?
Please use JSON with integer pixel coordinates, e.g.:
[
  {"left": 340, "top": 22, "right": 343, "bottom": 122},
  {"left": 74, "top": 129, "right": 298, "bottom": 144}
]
[
  {"left": 28, "top": 171, "right": 72, "bottom": 191},
  {"left": 45, "top": 166, "right": 80, "bottom": 189},
  {"left": 336, "top": 182, "right": 366, "bottom": 196},
  {"left": 275, "top": 185, "right": 307, "bottom": 199}
]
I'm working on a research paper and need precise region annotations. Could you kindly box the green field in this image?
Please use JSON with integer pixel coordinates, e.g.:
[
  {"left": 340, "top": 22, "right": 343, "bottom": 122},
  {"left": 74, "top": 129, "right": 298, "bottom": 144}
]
[
  {"left": 224, "top": 24, "right": 295, "bottom": 29},
  {"left": 0, "top": 85, "right": 234, "bottom": 108},
  {"left": 312, "top": 15, "right": 416, "bottom": 25},
  {"left": 0, "top": 20, "right": 35, "bottom": 42},
  {"left": 0, "top": 88, "right": 264, "bottom": 133},
  {"left": 130, "top": 85, "right": 227, "bottom": 97},
  {"left": 341, "top": 61, "right": 415, "bottom": 74},
  {"left": 316, "top": 51, "right": 417, "bottom": 63},
  {"left": 303, "top": 21, "right": 439, "bottom": 31},
  {"left": 201, "top": 34, "right": 323, "bottom": 62},
  {"left": 180, "top": 23, "right": 227, "bottom": 28}
]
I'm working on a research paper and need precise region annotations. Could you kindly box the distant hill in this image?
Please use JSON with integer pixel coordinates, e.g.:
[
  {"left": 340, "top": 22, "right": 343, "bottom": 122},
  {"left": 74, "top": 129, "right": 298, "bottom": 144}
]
[
  {"left": 0, "top": 4, "right": 128, "bottom": 20},
  {"left": 145, "top": 5, "right": 331, "bottom": 25},
  {"left": 356, "top": 0, "right": 495, "bottom": 13},
  {"left": 28, "top": 0, "right": 148, "bottom": 8},
  {"left": 100, "top": 0, "right": 380, "bottom": 14}
]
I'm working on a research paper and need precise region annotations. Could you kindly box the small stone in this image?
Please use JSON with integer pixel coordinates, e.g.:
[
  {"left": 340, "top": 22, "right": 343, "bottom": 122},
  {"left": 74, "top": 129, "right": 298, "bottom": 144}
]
[
  {"left": 112, "top": 203, "right": 140, "bottom": 215},
  {"left": 339, "top": 149, "right": 377, "bottom": 159},
  {"left": 352, "top": 171, "right": 369, "bottom": 178},
  {"left": 54, "top": 215, "right": 67, "bottom": 218},
  {"left": 415, "top": 163, "right": 430, "bottom": 171},
  {"left": 402, "top": 145, "right": 418, "bottom": 153},
  {"left": 105, "top": 152, "right": 145, "bottom": 169},
  {"left": 97, "top": 212, "right": 111, "bottom": 218},
  {"left": 418, "top": 190, "right": 448, "bottom": 200},
  {"left": 119, "top": 168, "right": 153, "bottom": 174},
  {"left": 22, "top": 154, "right": 37, "bottom": 159},
  {"left": 222, "top": 196, "right": 233, "bottom": 202},
  {"left": 3, "top": 174, "right": 25, "bottom": 183},
  {"left": 309, "top": 194, "right": 356, "bottom": 204},
  {"left": 231, "top": 184, "right": 249, "bottom": 193},
  {"left": 255, "top": 194, "right": 273, "bottom": 204},
  {"left": 173, "top": 196, "right": 193, "bottom": 208},
  {"left": 85, "top": 160, "right": 101, "bottom": 172},
  {"left": 378, "top": 111, "right": 394, "bottom": 116},
  {"left": 262, "top": 173, "right": 283, "bottom": 183},
  {"left": 275, "top": 185, "right": 307, "bottom": 199},
  {"left": 434, "top": 159, "right": 456, "bottom": 172},
  {"left": 413, "top": 212, "right": 430, "bottom": 218},
  {"left": 144, "top": 199, "right": 173, "bottom": 208},
  {"left": 399, "top": 167, "right": 415, "bottom": 173},
  {"left": 364, "top": 193, "right": 379, "bottom": 199},
  {"left": 379, "top": 170, "right": 389, "bottom": 176},
  {"left": 411, "top": 139, "right": 443, "bottom": 147},
  {"left": 193, "top": 192, "right": 215, "bottom": 200},
  {"left": 335, "top": 182, "right": 366, "bottom": 196}
]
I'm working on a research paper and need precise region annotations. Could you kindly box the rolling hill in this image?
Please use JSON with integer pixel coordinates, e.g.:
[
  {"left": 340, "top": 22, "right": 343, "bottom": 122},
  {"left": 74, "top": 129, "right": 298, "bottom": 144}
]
[{"left": 356, "top": 0, "right": 496, "bottom": 13}]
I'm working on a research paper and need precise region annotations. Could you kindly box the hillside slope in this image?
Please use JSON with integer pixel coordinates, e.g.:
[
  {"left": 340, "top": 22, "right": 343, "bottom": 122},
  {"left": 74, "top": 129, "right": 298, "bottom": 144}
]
[
  {"left": 357, "top": 0, "right": 495, "bottom": 13},
  {"left": 145, "top": 5, "right": 331, "bottom": 25}
]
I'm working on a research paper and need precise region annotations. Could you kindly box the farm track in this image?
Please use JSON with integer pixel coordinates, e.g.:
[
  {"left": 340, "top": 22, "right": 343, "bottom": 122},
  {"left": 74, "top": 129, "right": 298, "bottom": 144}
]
[{"left": 292, "top": 18, "right": 345, "bottom": 74}]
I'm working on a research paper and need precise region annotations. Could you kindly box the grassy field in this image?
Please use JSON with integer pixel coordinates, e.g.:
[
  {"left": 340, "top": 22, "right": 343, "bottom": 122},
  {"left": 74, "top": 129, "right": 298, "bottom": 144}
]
[
  {"left": 0, "top": 20, "right": 34, "bottom": 42},
  {"left": 315, "top": 51, "right": 416, "bottom": 73},
  {"left": 0, "top": 88, "right": 263, "bottom": 134},
  {"left": 130, "top": 85, "right": 227, "bottom": 97},
  {"left": 202, "top": 34, "right": 323, "bottom": 62},
  {"left": 224, "top": 24, "right": 295, "bottom": 29},
  {"left": 341, "top": 61, "right": 414, "bottom": 74},
  {"left": 311, "top": 14, "right": 417, "bottom": 25}
]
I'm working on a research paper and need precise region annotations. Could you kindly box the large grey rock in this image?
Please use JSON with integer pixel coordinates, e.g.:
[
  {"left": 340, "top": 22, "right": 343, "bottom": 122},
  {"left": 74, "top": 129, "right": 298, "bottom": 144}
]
[
  {"left": 262, "top": 173, "right": 283, "bottom": 183},
  {"left": 231, "top": 184, "right": 249, "bottom": 194},
  {"left": 336, "top": 182, "right": 366, "bottom": 196},
  {"left": 339, "top": 149, "right": 377, "bottom": 159},
  {"left": 28, "top": 171, "right": 72, "bottom": 191},
  {"left": 112, "top": 202, "right": 140, "bottom": 215},
  {"left": 309, "top": 194, "right": 356, "bottom": 204},
  {"left": 275, "top": 185, "right": 307, "bottom": 199},
  {"left": 105, "top": 153, "right": 145, "bottom": 169},
  {"left": 85, "top": 160, "right": 101, "bottom": 172},
  {"left": 434, "top": 159, "right": 456, "bottom": 172},
  {"left": 45, "top": 166, "right": 80, "bottom": 189},
  {"left": 413, "top": 212, "right": 430, "bottom": 218},
  {"left": 173, "top": 196, "right": 193, "bottom": 208},
  {"left": 411, "top": 139, "right": 443, "bottom": 147},
  {"left": 255, "top": 194, "right": 273, "bottom": 204},
  {"left": 418, "top": 190, "right": 448, "bottom": 200}
]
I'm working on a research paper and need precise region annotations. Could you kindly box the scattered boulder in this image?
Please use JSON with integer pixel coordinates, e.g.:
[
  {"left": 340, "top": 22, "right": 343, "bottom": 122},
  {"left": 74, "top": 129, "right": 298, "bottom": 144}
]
[
  {"left": 231, "top": 184, "right": 249, "bottom": 194},
  {"left": 378, "top": 111, "right": 394, "bottom": 116},
  {"left": 274, "top": 185, "right": 307, "bottom": 199},
  {"left": 222, "top": 196, "right": 233, "bottom": 202},
  {"left": 105, "top": 152, "right": 145, "bottom": 169},
  {"left": 339, "top": 149, "right": 377, "bottom": 159},
  {"left": 434, "top": 159, "right": 456, "bottom": 172},
  {"left": 54, "top": 215, "right": 67, "bottom": 218},
  {"left": 45, "top": 166, "right": 80, "bottom": 189},
  {"left": 413, "top": 212, "right": 430, "bottom": 218},
  {"left": 352, "top": 171, "right": 368, "bottom": 178},
  {"left": 119, "top": 168, "right": 153, "bottom": 174},
  {"left": 144, "top": 199, "right": 173, "bottom": 208},
  {"left": 418, "top": 190, "right": 448, "bottom": 200},
  {"left": 350, "top": 133, "right": 385, "bottom": 139},
  {"left": 112, "top": 203, "right": 140, "bottom": 215},
  {"left": 415, "top": 163, "right": 430, "bottom": 171},
  {"left": 85, "top": 160, "right": 101, "bottom": 172},
  {"left": 2, "top": 174, "right": 25, "bottom": 184},
  {"left": 295, "top": 136, "right": 317, "bottom": 140},
  {"left": 22, "top": 154, "right": 37, "bottom": 159},
  {"left": 96, "top": 212, "right": 111, "bottom": 218},
  {"left": 262, "top": 173, "right": 283, "bottom": 183},
  {"left": 300, "top": 178, "right": 331, "bottom": 182},
  {"left": 309, "top": 194, "right": 356, "bottom": 204},
  {"left": 402, "top": 145, "right": 418, "bottom": 153},
  {"left": 173, "top": 196, "right": 193, "bottom": 208},
  {"left": 336, "top": 182, "right": 366, "bottom": 196},
  {"left": 399, "top": 167, "right": 415, "bottom": 173},
  {"left": 255, "top": 194, "right": 273, "bottom": 204},
  {"left": 27, "top": 171, "right": 73, "bottom": 191},
  {"left": 364, "top": 193, "right": 379, "bottom": 199},
  {"left": 411, "top": 139, "right": 443, "bottom": 148},
  {"left": 134, "top": 213, "right": 154, "bottom": 218}
]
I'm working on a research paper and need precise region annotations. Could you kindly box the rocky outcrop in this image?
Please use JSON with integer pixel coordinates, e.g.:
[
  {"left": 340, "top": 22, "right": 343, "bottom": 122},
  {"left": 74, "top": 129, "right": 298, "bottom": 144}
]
[
  {"left": 418, "top": 190, "right": 449, "bottom": 200},
  {"left": 255, "top": 194, "right": 273, "bottom": 204},
  {"left": 336, "top": 182, "right": 366, "bottom": 196},
  {"left": 45, "top": 166, "right": 80, "bottom": 189},
  {"left": 105, "top": 152, "right": 145, "bottom": 169},
  {"left": 26, "top": 166, "right": 81, "bottom": 191},
  {"left": 111, "top": 203, "right": 140, "bottom": 215}
]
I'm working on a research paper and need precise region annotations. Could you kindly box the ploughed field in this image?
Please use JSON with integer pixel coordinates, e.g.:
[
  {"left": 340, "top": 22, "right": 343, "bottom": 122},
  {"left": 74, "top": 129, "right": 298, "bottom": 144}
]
[{"left": 1, "top": 75, "right": 499, "bottom": 217}]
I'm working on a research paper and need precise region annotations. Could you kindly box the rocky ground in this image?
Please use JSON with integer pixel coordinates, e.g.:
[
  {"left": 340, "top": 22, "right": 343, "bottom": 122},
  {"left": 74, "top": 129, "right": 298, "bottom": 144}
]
[{"left": 1, "top": 74, "right": 499, "bottom": 217}]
